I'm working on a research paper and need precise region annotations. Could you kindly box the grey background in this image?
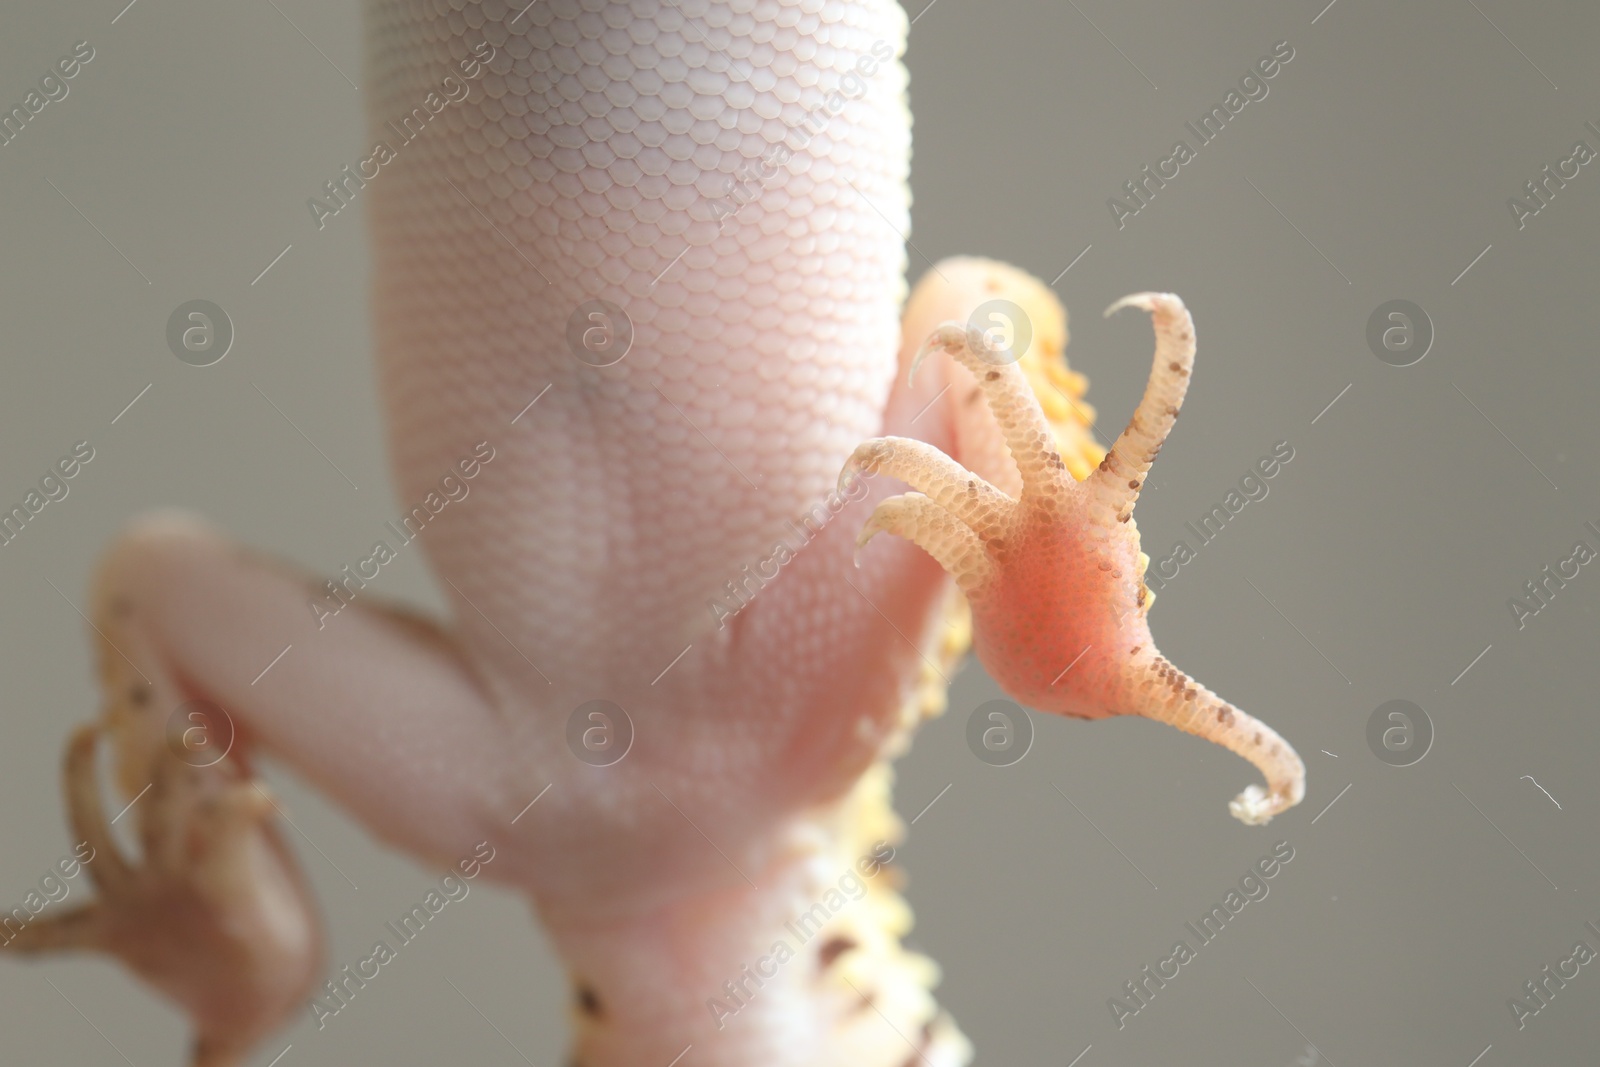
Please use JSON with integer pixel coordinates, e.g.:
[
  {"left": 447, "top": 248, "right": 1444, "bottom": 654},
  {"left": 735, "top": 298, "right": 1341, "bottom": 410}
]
[{"left": 1, "top": 0, "right": 1597, "bottom": 1064}]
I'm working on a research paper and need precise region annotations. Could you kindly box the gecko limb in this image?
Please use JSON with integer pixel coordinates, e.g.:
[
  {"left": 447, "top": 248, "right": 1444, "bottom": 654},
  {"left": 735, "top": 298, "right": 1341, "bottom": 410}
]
[{"left": 853, "top": 285, "right": 1307, "bottom": 824}]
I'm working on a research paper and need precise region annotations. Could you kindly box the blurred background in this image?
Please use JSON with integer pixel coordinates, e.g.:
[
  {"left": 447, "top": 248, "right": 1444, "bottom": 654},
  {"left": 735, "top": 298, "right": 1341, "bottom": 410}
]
[{"left": 2, "top": 0, "right": 1598, "bottom": 1064}]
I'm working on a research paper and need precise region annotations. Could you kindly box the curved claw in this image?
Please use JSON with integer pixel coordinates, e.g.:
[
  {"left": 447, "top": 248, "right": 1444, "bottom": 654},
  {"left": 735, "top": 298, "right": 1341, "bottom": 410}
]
[{"left": 907, "top": 323, "right": 967, "bottom": 387}]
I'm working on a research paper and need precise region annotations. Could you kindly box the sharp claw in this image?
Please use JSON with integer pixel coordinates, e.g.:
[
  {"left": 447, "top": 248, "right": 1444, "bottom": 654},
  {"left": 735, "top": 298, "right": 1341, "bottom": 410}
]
[
  {"left": 837, "top": 457, "right": 862, "bottom": 497},
  {"left": 853, "top": 528, "right": 877, "bottom": 562},
  {"left": 908, "top": 338, "right": 934, "bottom": 388},
  {"left": 838, "top": 442, "right": 880, "bottom": 496},
  {"left": 1105, "top": 291, "right": 1186, "bottom": 321},
  {"left": 839, "top": 439, "right": 906, "bottom": 497},
  {"left": 907, "top": 322, "right": 966, "bottom": 387},
  {"left": 1103, "top": 292, "right": 1156, "bottom": 318},
  {"left": 855, "top": 501, "right": 891, "bottom": 553},
  {"left": 851, "top": 519, "right": 883, "bottom": 569}
]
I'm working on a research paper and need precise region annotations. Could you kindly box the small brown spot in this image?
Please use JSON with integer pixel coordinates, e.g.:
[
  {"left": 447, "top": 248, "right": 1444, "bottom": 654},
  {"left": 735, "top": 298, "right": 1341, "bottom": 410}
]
[
  {"left": 1128, "top": 479, "right": 1140, "bottom": 489},
  {"left": 985, "top": 371, "right": 1000, "bottom": 381},
  {"left": 1217, "top": 707, "right": 1233, "bottom": 725},
  {"left": 818, "top": 936, "right": 856, "bottom": 969},
  {"left": 1185, "top": 689, "right": 1196, "bottom": 700},
  {"left": 576, "top": 984, "right": 603, "bottom": 1020},
  {"left": 1130, "top": 645, "right": 1141, "bottom": 654},
  {"left": 1165, "top": 406, "right": 1180, "bottom": 417},
  {"left": 1252, "top": 732, "right": 1262, "bottom": 747},
  {"left": 128, "top": 685, "right": 150, "bottom": 708}
]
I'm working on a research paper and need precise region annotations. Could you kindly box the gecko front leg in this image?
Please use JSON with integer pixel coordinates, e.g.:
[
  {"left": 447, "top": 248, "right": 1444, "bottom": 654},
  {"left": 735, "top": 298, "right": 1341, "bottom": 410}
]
[{"left": 847, "top": 292, "right": 1306, "bottom": 825}]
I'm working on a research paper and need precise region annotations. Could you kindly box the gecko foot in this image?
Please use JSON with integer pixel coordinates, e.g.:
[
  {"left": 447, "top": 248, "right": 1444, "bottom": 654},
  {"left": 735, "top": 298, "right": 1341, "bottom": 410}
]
[
  {"left": 843, "top": 292, "right": 1305, "bottom": 824},
  {"left": 4, "top": 716, "right": 321, "bottom": 1065}
]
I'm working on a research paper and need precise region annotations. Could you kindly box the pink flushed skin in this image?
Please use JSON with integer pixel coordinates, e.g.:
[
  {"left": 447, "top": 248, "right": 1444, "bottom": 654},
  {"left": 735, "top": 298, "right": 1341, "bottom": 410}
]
[{"left": 851, "top": 297, "right": 1306, "bottom": 827}]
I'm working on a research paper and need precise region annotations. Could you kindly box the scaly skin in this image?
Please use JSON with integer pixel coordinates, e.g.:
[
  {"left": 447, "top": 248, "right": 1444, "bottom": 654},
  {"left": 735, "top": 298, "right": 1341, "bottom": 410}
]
[{"left": 2, "top": 3, "right": 1303, "bottom": 1064}]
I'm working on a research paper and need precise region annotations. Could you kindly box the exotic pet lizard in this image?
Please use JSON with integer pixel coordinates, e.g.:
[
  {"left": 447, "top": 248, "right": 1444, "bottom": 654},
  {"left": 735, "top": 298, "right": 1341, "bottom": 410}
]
[{"left": 3, "top": 2, "right": 1304, "bottom": 1064}]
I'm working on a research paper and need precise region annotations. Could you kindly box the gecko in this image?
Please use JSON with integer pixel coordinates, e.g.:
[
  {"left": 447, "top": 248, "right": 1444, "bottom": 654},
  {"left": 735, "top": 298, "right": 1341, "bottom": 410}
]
[{"left": 2, "top": 2, "right": 1305, "bottom": 1065}]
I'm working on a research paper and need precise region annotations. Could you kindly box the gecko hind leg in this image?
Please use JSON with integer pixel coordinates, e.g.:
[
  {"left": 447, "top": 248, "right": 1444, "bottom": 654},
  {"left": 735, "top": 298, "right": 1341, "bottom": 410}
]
[
  {"left": 850, "top": 288, "right": 1306, "bottom": 825},
  {"left": 0, "top": 518, "right": 328, "bottom": 1067},
  {"left": 4, "top": 713, "right": 320, "bottom": 1067},
  {"left": 1, "top": 510, "right": 515, "bottom": 1064}
]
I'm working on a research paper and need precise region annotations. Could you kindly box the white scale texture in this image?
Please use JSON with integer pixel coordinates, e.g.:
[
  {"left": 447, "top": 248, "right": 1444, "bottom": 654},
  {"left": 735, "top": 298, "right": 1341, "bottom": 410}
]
[{"left": 363, "top": 0, "right": 911, "bottom": 694}]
